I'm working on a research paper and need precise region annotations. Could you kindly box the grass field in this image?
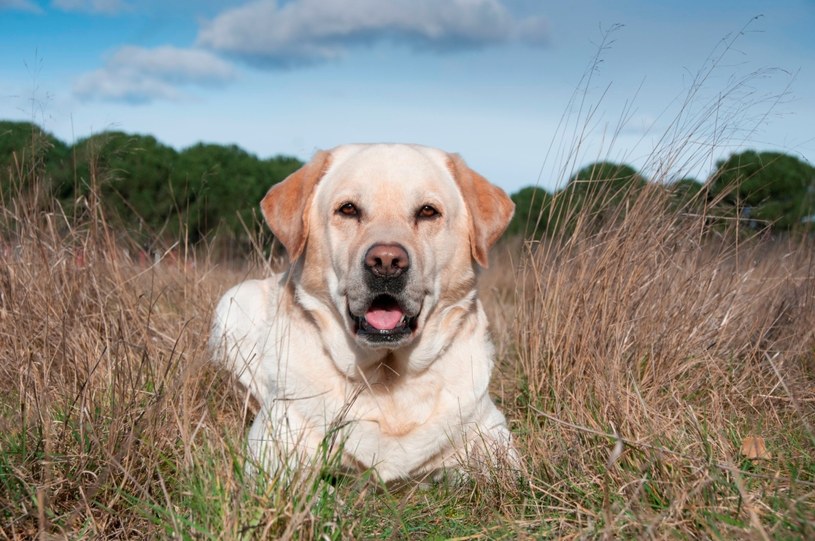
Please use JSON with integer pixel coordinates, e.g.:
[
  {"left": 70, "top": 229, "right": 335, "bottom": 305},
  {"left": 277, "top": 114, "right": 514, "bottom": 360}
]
[
  {"left": 1, "top": 159, "right": 813, "bottom": 540},
  {"left": 2, "top": 31, "right": 814, "bottom": 538}
]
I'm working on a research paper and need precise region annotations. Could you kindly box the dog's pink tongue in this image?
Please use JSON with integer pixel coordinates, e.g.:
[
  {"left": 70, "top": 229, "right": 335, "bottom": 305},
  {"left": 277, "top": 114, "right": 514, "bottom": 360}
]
[{"left": 365, "top": 307, "right": 404, "bottom": 330}]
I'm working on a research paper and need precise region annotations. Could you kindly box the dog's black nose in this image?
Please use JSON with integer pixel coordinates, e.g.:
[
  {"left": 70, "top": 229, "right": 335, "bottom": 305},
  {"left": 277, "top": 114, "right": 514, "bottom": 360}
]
[{"left": 365, "top": 244, "right": 409, "bottom": 278}]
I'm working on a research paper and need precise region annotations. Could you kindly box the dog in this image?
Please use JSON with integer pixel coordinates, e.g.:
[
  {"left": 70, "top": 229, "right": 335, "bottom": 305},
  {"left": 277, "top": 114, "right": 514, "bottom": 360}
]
[{"left": 211, "top": 143, "right": 517, "bottom": 482}]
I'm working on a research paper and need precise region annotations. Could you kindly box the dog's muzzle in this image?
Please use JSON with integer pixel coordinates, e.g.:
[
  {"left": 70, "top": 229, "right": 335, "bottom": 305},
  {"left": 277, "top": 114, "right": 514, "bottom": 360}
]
[{"left": 349, "top": 243, "right": 419, "bottom": 345}]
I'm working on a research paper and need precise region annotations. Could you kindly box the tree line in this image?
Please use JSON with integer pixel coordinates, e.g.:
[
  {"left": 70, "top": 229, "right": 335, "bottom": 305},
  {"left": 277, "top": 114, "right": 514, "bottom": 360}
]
[
  {"left": 2, "top": 120, "right": 813, "bottom": 251},
  {"left": 507, "top": 155, "right": 814, "bottom": 237},
  {"left": 0, "top": 120, "right": 302, "bottom": 253}
]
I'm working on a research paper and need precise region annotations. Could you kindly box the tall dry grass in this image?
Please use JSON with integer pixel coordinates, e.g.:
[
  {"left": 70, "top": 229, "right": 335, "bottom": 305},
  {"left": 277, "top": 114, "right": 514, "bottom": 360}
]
[
  {"left": 0, "top": 157, "right": 382, "bottom": 539},
  {"left": 483, "top": 21, "right": 814, "bottom": 537},
  {"left": 481, "top": 181, "right": 815, "bottom": 538},
  {"left": 2, "top": 145, "right": 813, "bottom": 539}
]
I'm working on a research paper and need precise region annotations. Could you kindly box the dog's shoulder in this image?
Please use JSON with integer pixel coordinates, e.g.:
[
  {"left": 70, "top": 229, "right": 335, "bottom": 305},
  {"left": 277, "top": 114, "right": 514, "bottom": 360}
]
[
  {"left": 210, "top": 276, "right": 289, "bottom": 392},
  {"left": 212, "top": 278, "right": 276, "bottom": 336}
]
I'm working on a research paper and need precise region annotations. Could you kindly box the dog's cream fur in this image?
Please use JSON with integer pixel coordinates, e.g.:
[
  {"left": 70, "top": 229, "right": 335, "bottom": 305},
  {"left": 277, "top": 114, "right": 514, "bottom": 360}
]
[{"left": 211, "top": 144, "right": 516, "bottom": 481}]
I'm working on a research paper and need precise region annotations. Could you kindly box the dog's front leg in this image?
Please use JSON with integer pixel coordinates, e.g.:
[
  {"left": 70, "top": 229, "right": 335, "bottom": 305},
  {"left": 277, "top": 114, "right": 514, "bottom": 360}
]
[
  {"left": 245, "top": 400, "right": 316, "bottom": 481},
  {"left": 467, "top": 403, "right": 521, "bottom": 475}
]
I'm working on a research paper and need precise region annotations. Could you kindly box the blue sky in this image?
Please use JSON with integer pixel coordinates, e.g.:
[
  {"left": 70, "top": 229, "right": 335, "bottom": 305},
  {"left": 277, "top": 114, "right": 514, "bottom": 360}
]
[{"left": 2, "top": 0, "right": 813, "bottom": 193}]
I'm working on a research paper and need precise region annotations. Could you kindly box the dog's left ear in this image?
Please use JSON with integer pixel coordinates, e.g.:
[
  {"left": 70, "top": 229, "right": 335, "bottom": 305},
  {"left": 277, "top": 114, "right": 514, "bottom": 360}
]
[
  {"left": 261, "top": 150, "right": 331, "bottom": 261},
  {"left": 448, "top": 154, "right": 515, "bottom": 268}
]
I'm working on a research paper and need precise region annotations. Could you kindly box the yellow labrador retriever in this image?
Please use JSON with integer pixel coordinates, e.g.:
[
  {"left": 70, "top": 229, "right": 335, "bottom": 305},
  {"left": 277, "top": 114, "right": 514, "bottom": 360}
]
[{"left": 211, "top": 144, "right": 516, "bottom": 481}]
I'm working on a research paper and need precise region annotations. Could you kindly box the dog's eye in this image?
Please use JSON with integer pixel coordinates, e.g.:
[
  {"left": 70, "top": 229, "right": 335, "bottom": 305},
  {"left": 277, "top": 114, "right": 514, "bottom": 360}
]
[
  {"left": 416, "top": 205, "right": 440, "bottom": 220},
  {"left": 337, "top": 202, "right": 359, "bottom": 217}
]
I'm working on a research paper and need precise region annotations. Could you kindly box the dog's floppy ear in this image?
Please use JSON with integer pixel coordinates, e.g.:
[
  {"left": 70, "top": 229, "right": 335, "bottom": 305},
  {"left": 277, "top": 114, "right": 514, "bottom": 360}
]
[
  {"left": 448, "top": 154, "right": 515, "bottom": 268},
  {"left": 261, "top": 150, "right": 331, "bottom": 261}
]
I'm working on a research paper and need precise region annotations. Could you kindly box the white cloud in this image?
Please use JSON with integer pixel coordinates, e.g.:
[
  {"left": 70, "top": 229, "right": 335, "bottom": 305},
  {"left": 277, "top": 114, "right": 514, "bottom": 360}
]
[
  {"left": 0, "top": 0, "right": 42, "bottom": 13},
  {"left": 52, "top": 0, "right": 128, "bottom": 15},
  {"left": 197, "top": 0, "right": 548, "bottom": 68},
  {"left": 73, "top": 45, "right": 237, "bottom": 104}
]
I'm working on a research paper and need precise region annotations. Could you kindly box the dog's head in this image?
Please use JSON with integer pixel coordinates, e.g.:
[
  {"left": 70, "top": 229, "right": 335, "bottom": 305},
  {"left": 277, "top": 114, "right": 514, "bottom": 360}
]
[{"left": 261, "top": 144, "right": 513, "bottom": 352}]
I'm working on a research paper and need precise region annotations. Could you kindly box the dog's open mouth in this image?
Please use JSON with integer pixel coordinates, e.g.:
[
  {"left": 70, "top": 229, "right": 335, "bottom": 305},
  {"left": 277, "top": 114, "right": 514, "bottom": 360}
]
[{"left": 351, "top": 294, "right": 418, "bottom": 343}]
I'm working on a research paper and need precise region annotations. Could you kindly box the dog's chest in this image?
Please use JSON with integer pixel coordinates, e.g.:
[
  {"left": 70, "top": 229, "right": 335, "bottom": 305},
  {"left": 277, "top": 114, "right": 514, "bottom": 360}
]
[
  {"left": 335, "top": 368, "right": 476, "bottom": 473},
  {"left": 353, "top": 377, "right": 441, "bottom": 437}
]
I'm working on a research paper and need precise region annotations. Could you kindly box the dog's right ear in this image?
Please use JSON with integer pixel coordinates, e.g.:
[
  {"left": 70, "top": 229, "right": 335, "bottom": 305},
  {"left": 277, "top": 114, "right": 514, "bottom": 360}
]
[{"left": 261, "top": 150, "right": 331, "bottom": 261}]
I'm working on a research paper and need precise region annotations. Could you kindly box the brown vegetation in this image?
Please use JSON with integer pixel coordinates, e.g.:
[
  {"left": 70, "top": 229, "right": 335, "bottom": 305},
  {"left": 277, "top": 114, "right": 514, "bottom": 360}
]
[{"left": 1, "top": 159, "right": 813, "bottom": 538}]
